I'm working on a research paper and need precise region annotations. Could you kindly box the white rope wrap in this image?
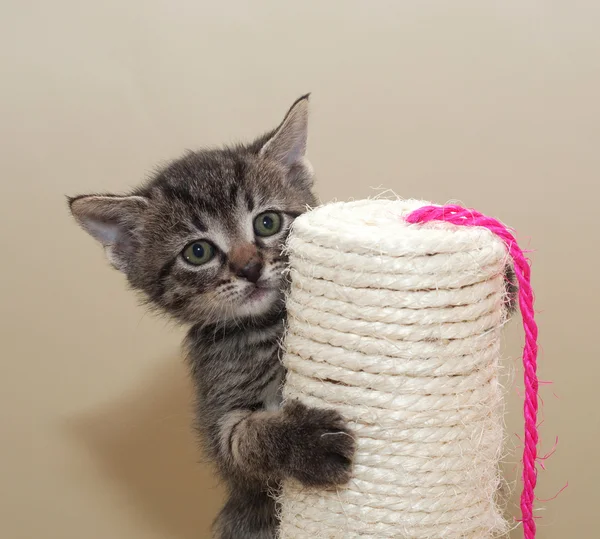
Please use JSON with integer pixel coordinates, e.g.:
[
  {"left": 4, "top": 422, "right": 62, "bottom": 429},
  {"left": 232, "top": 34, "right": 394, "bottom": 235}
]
[{"left": 278, "top": 199, "right": 510, "bottom": 539}]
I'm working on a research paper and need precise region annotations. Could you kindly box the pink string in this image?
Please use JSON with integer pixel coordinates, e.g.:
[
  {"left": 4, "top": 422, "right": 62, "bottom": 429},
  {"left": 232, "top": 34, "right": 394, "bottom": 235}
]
[{"left": 405, "top": 205, "right": 539, "bottom": 539}]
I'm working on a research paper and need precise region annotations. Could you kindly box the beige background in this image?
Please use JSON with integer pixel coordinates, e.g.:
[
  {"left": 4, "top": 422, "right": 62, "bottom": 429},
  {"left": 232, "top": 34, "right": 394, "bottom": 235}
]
[{"left": 1, "top": 1, "right": 598, "bottom": 538}]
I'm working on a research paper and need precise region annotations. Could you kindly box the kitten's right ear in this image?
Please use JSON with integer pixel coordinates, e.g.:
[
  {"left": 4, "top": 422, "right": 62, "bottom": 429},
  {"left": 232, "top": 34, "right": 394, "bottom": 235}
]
[
  {"left": 68, "top": 194, "right": 149, "bottom": 272},
  {"left": 259, "top": 94, "right": 314, "bottom": 187}
]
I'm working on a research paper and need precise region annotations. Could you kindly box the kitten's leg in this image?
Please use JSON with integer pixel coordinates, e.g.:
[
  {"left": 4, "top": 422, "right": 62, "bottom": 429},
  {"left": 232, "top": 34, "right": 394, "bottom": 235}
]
[
  {"left": 218, "top": 400, "right": 355, "bottom": 487},
  {"left": 212, "top": 486, "right": 278, "bottom": 539}
]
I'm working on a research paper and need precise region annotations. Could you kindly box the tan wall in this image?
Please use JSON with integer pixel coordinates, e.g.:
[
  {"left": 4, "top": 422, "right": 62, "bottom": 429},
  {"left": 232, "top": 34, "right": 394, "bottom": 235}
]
[{"left": 2, "top": 1, "right": 597, "bottom": 537}]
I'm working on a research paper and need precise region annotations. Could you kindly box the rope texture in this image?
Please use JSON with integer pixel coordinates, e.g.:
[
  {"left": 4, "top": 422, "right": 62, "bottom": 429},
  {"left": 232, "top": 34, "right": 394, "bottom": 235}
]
[
  {"left": 406, "top": 204, "right": 538, "bottom": 539},
  {"left": 278, "top": 199, "right": 512, "bottom": 538}
]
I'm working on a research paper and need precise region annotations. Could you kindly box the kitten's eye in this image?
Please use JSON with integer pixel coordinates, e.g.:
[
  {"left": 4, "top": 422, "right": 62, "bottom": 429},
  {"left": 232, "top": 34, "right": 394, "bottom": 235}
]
[
  {"left": 182, "top": 241, "right": 215, "bottom": 265},
  {"left": 254, "top": 212, "right": 282, "bottom": 237}
]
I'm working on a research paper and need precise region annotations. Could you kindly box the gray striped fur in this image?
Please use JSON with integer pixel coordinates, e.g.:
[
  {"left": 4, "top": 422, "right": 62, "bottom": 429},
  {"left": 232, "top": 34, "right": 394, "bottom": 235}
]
[{"left": 69, "top": 96, "right": 356, "bottom": 538}]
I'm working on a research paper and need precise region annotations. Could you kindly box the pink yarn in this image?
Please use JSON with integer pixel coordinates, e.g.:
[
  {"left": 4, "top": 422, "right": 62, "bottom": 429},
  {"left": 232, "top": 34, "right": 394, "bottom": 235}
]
[{"left": 406, "top": 205, "right": 539, "bottom": 539}]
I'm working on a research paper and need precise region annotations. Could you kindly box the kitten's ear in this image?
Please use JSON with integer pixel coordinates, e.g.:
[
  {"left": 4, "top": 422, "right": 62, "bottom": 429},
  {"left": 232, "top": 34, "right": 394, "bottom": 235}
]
[
  {"left": 69, "top": 194, "right": 149, "bottom": 272},
  {"left": 259, "top": 94, "right": 313, "bottom": 185}
]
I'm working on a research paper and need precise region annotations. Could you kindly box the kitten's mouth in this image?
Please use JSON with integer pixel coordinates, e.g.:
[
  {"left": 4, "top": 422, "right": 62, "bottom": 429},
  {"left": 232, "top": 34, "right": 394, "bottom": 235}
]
[{"left": 246, "top": 285, "right": 275, "bottom": 302}]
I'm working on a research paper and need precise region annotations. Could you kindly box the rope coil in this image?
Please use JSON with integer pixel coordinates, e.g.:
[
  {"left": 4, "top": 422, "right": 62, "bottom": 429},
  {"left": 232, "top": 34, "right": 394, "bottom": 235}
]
[{"left": 278, "top": 199, "right": 527, "bottom": 538}]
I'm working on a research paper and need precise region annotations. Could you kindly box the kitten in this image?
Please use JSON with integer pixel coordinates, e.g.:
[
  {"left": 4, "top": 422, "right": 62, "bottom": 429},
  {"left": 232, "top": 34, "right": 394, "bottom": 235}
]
[{"left": 69, "top": 95, "right": 356, "bottom": 539}]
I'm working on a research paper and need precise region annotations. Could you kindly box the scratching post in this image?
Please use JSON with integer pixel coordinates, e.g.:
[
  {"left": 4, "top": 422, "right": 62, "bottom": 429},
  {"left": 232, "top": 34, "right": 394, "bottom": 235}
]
[{"left": 278, "top": 199, "right": 519, "bottom": 538}]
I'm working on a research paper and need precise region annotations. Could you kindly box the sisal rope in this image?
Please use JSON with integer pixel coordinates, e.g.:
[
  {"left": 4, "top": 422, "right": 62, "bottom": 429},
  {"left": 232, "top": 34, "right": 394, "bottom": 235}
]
[
  {"left": 278, "top": 199, "right": 523, "bottom": 538},
  {"left": 406, "top": 204, "right": 539, "bottom": 539}
]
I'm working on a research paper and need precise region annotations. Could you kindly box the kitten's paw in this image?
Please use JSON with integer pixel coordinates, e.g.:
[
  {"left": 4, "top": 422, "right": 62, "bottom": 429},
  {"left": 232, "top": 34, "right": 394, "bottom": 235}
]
[
  {"left": 281, "top": 400, "right": 356, "bottom": 487},
  {"left": 504, "top": 263, "right": 518, "bottom": 314}
]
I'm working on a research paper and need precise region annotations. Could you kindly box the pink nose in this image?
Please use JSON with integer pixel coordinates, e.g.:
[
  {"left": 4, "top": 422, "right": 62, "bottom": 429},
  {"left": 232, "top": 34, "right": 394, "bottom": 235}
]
[
  {"left": 238, "top": 260, "right": 263, "bottom": 283},
  {"left": 229, "top": 243, "right": 263, "bottom": 283}
]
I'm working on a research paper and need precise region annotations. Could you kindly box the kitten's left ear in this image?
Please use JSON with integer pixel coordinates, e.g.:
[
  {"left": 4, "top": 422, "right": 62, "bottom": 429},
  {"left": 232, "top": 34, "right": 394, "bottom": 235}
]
[
  {"left": 69, "top": 194, "right": 149, "bottom": 272},
  {"left": 260, "top": 94, "right": 313, "bottom": 185}
]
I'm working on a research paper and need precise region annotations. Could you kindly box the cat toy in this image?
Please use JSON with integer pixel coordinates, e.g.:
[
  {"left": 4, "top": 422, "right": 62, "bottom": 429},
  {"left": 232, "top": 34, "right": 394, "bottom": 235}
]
[{"left": 278, "top": 199, "right": 539, "bottom": 539}]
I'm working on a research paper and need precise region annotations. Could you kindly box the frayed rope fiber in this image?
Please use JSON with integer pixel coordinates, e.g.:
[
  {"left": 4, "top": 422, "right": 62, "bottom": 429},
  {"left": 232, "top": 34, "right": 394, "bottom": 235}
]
[
  {"left": 406, "top": 204, "right": 539, "bottom": 539},
  {"left": 278, "top": 199, "right": 539, "bottom": 539}
]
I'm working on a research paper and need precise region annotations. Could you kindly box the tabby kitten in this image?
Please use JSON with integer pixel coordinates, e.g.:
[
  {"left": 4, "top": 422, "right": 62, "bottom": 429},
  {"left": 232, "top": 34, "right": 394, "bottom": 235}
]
[{"left": 69, "top": 96, "right": 356, "bottom": 539}]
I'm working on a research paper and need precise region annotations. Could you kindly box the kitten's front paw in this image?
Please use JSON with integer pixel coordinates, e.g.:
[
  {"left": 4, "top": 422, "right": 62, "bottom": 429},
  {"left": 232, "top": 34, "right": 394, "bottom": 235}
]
[
  {"left": 281, "top": 400, "right": 356, "bottom": 487},
  {"left": 504, "top": 263, "right": 518, "bottom": 314}
]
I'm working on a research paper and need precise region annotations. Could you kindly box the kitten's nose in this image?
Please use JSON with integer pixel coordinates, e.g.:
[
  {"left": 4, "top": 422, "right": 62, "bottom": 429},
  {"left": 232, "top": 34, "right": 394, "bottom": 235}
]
[
  {"left": 229, "top": 243, "right": 263, "bottom": 283},
  {"left": 238, "top": 260, "right": 263, "bottom": 283}
]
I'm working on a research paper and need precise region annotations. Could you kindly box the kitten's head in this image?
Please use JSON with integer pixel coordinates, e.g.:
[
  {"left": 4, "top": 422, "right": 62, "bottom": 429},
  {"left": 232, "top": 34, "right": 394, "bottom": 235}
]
[{"left": 69, "top": 95, "right": 316, "bottom": 324}]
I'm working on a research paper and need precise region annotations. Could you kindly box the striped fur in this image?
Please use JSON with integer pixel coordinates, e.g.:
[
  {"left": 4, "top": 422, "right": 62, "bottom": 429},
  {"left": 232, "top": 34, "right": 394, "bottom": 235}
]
[{"left": 69, "top": 96, "right": 356, "bottom": 538}]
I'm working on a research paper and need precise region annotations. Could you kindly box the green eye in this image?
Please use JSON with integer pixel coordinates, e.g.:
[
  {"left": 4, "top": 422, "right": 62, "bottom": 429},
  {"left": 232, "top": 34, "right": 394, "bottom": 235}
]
[
  {"left": 182, "top": 241, "right": 215, "bottom": 265},
  {"left": 254, "top": 212, "right": 282, "bottom": 237}
]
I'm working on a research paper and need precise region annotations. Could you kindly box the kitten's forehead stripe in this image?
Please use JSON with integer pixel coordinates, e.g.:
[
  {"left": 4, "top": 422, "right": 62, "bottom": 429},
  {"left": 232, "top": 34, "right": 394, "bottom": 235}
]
[
  {"left": 192, "top": 216, "right": 208, "bottom": 232},
  {"left": 245, "top": 191, "right": 255, "bottom": 212},
  {"left": 234, "top": 158, "right": 246, "bottom": 182},
  {"left": 160, "top": 178, "right": 196, "bottom": 206},
  {"left": 228, "top": 182, "right": 239, "bottom": 207}
]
